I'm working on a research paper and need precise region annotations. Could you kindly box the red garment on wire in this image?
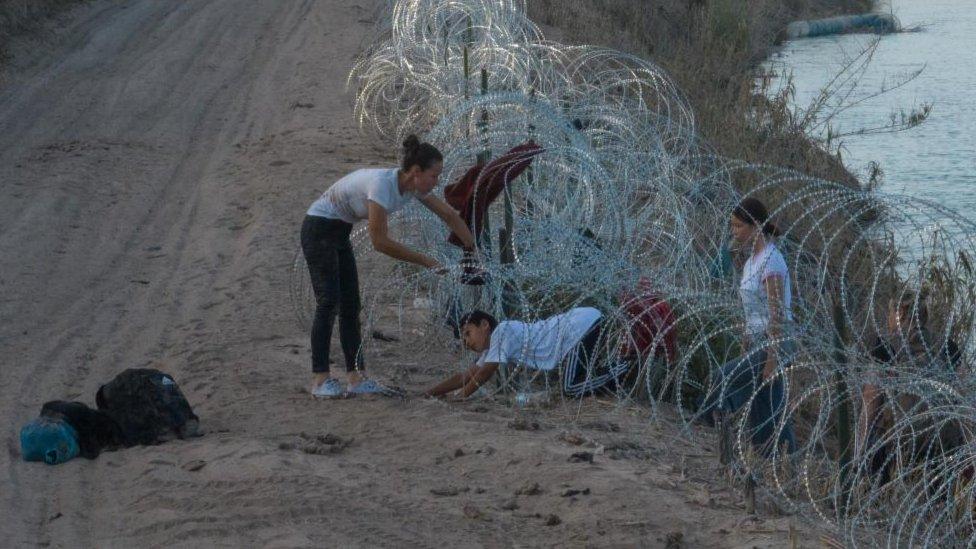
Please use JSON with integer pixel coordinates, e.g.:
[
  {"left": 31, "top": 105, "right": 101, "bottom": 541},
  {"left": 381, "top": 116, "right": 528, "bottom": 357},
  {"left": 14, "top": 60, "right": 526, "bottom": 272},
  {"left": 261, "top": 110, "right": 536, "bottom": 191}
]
[
  {"left": 444, "top": 141, "right": 544, "bottom": 248},
  {"left": 618, "top": 277, "right": 678, "bottom": 363}
]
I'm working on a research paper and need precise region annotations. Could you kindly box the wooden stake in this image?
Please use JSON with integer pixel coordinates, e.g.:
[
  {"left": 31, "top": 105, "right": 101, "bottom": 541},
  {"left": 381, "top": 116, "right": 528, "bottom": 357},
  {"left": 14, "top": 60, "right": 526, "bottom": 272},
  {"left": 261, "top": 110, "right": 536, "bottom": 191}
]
[
  {"left": 718, "top": 411, "right": 732, "bottom": 466},
  {"left": 744, "top": 474, "right": 756, "bottom": 514}
]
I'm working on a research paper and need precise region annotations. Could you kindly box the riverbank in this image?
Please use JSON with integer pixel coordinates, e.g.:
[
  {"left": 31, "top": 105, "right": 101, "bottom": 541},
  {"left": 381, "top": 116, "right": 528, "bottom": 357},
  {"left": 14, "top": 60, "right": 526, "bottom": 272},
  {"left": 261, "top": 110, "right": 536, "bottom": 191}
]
[
  {"left": 528, "top": 0, "right": 872, "bottom": 189},
  {"left": 766, "top": 0, "right": 976, "bottom": 220},
  {"left": 0, "top": 1, "right": 835, "bottom": 546}
]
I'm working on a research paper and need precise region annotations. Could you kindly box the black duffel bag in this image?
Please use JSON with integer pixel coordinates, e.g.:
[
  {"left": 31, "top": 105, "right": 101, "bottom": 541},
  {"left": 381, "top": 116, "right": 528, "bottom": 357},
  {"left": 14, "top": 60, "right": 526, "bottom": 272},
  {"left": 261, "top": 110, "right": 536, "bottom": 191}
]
[{"left": 96, "top": 368, "right": 200, "bottom": 446}]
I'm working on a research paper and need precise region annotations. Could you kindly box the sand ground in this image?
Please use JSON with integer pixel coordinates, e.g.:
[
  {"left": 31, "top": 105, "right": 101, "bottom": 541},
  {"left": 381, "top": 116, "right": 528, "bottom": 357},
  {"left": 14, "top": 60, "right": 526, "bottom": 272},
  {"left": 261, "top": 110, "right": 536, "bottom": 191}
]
[{"left": 1, "top": 2, "right": 832, "bottom": 547}]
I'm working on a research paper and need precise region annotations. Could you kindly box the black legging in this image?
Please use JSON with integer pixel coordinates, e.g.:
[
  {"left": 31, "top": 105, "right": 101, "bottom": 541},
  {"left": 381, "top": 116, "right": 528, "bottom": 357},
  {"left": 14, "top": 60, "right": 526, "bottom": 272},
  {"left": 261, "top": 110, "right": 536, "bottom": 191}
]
[{"left": 300, "top": 215, "right": 363, "bottom": 373}]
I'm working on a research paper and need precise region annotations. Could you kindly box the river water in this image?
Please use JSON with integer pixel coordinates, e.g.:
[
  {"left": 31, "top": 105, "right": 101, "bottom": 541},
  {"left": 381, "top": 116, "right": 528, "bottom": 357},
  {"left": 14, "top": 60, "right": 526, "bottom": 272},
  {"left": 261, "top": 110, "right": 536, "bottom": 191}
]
[{"left": 765, "top": 0, "right": 976, "bottom": 222}]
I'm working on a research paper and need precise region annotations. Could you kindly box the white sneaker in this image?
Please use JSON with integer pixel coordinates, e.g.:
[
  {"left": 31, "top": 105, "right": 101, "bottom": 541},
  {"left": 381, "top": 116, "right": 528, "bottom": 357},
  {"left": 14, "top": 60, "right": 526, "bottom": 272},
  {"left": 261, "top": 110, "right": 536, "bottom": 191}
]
[{"left": 312, "top": 378, "right": 344, "bottom": 398}]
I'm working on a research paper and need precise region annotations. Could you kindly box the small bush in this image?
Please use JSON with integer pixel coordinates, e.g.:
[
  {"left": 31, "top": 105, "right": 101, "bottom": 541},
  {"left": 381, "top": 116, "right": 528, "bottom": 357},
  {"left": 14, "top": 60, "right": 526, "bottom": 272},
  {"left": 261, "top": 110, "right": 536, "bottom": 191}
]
[{"left": 0, "top": 0, "right": 87, "bottom": 62}]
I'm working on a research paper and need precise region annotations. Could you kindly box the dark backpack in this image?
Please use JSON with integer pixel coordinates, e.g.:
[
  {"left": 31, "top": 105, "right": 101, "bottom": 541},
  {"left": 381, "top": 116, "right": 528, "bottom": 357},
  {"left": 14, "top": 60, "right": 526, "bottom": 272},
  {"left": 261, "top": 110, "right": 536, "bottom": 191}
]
[
  {"left": 40, "top": 400, "right": 124, "bottom": 458},
  {"left": 96, "top": 368, "right": 199, "bottom": 446}
]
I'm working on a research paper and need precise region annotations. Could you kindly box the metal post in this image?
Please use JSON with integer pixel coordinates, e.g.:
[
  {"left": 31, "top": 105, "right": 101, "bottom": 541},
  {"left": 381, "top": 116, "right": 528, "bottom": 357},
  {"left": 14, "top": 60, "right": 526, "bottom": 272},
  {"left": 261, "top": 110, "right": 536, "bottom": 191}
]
[
  {"left": 832, "top": 300, "right": 853, "bottom": 513},
  {"left": 477, "top": 68, "right": 492, "bottom": 257}
]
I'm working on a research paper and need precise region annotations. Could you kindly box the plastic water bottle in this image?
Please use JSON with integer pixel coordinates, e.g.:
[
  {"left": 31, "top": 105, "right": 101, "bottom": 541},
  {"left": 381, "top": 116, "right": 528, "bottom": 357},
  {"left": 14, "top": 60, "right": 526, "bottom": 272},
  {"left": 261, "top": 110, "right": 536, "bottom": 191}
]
[{"left": 514, "top": 390, "right": 549, "bottom": 407}]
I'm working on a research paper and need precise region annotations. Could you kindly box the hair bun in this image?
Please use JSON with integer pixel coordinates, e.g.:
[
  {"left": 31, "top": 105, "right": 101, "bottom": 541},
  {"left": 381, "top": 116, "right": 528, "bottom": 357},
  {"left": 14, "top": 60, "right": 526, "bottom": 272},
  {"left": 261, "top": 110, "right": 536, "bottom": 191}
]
[
  {"left": 400, "top": 133, "right": 443, "bottom": 171},
  {"left": 402, "top": 134, "right": 420, "bottom": 153}
]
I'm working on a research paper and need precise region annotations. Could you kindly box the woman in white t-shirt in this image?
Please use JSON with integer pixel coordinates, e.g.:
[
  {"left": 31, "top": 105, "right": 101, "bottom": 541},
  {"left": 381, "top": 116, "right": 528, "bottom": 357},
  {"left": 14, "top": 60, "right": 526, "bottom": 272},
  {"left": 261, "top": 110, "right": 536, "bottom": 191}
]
[
  {"left": 699, "top": 197, "right": 796, "bottom": 455},
  {"left": 301, "top": 135, "right": 476, "bottom": 397}
]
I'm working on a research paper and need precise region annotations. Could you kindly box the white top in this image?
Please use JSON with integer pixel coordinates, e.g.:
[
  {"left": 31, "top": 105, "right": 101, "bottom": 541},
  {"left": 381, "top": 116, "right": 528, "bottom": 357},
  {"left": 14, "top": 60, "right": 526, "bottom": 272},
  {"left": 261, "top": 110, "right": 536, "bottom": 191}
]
[
  {"left": 307, "top": 168, "right": 420, "bottom": 223},
  {"left": 478, "top": 307, "right": 602, "bottom": 371},
  {"left": 740, "top": 243, "right": 793, "bottom": 337}
]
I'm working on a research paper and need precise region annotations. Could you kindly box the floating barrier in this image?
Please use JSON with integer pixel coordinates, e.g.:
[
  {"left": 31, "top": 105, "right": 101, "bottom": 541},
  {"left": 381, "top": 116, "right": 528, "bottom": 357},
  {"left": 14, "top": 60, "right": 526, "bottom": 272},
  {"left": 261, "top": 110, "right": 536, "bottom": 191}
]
[{"left": 786, "top": 13, "right": 901, "bottom": 39}]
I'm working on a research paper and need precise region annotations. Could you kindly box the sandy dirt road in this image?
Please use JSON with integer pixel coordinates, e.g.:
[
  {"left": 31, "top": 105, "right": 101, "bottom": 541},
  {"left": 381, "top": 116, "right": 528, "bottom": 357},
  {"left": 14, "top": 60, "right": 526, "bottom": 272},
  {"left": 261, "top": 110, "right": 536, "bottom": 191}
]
[{"left": 0, "top": 2, "right": 828, "bottom": 547}]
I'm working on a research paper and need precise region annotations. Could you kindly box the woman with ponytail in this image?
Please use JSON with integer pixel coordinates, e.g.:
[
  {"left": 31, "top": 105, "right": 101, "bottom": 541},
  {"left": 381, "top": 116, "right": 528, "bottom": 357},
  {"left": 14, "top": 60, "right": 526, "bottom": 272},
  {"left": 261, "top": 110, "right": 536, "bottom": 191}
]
[
  {"left": 699, "top": 197, "right": 796, "bottom": 455},
  {"left": 301, "top": 135, "right": 476, "bottom": 397}
]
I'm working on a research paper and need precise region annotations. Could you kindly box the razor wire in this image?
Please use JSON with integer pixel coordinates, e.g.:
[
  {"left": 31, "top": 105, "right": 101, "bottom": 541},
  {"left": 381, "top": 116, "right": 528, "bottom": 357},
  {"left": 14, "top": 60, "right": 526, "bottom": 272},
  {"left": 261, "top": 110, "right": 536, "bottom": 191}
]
[{"left": 291, "top": 1, "right": 976, "bottom": 546}]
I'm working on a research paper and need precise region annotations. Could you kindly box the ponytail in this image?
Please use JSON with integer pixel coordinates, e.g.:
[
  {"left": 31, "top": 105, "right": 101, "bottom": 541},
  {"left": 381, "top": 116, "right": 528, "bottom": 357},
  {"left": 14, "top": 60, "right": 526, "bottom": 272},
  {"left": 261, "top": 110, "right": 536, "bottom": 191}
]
[
  {"left": 401, "top": 134, "right": 443, "bottom": 171},
  {"left": 733, "top": 197, "right": 780, "bottom": 237}
]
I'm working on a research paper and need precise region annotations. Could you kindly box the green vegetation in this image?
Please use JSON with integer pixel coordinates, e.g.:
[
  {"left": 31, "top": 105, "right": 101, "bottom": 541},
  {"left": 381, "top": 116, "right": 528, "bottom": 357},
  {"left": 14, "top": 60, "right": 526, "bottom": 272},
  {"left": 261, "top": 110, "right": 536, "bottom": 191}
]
[{"left": 528, "top": 0, "right": 873, "bottom": 189}]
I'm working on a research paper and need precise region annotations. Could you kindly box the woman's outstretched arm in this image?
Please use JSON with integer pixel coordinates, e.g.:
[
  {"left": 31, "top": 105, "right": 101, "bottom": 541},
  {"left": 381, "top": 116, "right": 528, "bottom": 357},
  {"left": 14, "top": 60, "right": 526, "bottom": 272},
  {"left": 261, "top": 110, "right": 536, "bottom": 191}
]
[
  {"left": 419, "top": 195, "right": 476, "bottom": 250},
  {"left": 368, "top": 201, "right": 439, "bottom": 268}
]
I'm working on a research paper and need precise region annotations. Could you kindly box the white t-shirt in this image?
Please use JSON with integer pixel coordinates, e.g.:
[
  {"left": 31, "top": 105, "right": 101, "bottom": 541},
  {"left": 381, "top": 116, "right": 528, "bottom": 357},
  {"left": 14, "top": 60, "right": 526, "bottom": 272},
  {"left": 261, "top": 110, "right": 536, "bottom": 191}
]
[
  {"left": 307, "top": 168, "right": 419, "bottom": 223},
  {"left": 740, "top": 243, "right": 793, "bottom": 337},
  {"left": 477, "top": 307, "right": 602, "bottom": 371}
]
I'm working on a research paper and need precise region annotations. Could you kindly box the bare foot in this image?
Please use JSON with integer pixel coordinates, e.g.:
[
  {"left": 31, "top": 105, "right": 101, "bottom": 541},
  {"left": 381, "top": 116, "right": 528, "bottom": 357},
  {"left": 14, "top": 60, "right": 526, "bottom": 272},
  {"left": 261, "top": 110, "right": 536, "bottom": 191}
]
[
  {"left": 310, "top": 372, "right": 330, "bottom": 393},
  {"left": 347, "top": 371, "right": 364, "bottom": 387}
]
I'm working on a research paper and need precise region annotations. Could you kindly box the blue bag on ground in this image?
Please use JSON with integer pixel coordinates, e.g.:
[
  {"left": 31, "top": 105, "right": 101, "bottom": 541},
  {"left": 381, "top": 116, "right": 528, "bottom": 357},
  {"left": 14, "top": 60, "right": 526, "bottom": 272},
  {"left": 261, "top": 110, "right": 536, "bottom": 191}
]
[{"left": 20, "top": 417, "right": 80, "bottom": 465}]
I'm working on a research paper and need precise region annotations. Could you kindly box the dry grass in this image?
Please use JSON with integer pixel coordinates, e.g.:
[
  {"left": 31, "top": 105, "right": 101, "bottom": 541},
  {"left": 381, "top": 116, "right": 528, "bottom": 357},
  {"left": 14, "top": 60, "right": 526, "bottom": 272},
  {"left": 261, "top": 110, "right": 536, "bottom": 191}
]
[
  {"left": 528, "top": 0, "right": 873, "bottom": 190},
  {"left": 0, "top": 0, "right": 86, "bottom": 62}
]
